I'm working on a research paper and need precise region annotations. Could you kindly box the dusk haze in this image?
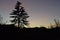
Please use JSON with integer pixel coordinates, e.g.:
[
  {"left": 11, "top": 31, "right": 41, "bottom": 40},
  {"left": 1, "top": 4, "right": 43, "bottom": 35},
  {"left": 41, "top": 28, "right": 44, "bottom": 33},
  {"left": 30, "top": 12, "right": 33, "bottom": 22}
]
[
  {"left": 0, "top": 0, "right": 60, "bottom": 40},
  {"left": 0, "top": 0, "right": 60, "bottom": 28}
]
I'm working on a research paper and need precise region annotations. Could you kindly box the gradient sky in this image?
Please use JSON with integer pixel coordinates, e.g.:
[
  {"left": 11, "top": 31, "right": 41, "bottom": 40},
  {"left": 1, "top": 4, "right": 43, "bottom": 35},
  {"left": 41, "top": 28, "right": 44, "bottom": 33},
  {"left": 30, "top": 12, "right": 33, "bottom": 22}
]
[{"left": 0, "top": 0, "right": 60, "bottom": 28}]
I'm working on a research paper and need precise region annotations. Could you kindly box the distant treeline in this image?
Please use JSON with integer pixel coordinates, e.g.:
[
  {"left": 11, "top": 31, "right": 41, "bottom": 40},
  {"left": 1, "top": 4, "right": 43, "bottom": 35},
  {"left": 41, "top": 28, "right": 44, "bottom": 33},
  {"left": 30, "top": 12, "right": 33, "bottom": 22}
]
[{"left": 0, "top": 24, "right": 60, "bottom": 32}]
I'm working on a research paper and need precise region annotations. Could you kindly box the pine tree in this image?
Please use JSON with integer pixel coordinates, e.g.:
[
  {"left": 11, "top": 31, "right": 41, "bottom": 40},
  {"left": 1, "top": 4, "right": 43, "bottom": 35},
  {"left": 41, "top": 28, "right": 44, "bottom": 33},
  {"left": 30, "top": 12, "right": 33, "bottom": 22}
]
[{"left": 10, "top": 1, "right": 29, "bottom": 28}]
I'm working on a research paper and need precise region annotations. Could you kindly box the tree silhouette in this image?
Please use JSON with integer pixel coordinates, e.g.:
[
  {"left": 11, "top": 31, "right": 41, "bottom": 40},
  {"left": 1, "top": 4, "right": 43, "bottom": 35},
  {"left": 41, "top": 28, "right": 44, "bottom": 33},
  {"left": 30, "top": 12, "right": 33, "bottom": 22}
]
[
  {"left": 10, "top": 1, "right": 29, "bottom": 28},
  {"left": 0, "top": 14, "right": 3, "bottom": 24},
  {"left": 54, "top": 19, "right": 60, "bottom": 27}
]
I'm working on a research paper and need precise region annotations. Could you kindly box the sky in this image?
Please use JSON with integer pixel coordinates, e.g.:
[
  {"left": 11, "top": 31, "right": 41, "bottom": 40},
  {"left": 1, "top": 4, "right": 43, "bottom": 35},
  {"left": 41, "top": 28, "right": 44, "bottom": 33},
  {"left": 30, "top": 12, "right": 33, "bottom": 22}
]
[{"left": 0, "top": 0, "right": 60, "bottom": 28}]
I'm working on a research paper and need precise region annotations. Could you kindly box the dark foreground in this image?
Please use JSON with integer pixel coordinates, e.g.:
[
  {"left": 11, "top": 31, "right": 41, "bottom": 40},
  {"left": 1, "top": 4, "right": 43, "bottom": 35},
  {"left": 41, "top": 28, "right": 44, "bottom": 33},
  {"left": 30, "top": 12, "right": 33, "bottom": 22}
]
[{"left": 0, "top": 24, "right": 60, "bottom": 40}]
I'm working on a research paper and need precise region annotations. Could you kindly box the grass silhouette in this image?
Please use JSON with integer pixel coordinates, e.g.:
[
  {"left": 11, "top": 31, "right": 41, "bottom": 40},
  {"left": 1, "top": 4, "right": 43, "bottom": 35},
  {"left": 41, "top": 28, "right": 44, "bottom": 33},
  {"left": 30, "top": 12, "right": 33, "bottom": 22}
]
[{"left": 0, "top": 24, "right": 60, "bottom": 40}]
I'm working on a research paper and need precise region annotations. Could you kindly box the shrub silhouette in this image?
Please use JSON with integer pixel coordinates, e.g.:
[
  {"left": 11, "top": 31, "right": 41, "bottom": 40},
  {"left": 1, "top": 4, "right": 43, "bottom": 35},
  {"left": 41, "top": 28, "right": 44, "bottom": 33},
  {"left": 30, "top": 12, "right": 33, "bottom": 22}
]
[
  {"left": 10, "top": 1, "right": 29, "bottom": 28},
  {"left": 54, "top": 19, "right": 60, "bottom": 27},
  {"left": 0, "top": 14, "right": 3, "bottom": 24}
]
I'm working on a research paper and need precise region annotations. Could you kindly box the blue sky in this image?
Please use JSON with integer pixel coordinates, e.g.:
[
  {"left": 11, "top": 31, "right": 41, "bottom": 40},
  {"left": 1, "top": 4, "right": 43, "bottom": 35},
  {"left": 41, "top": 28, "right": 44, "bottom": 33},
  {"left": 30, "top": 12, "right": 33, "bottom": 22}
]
[{"left": 0, "top": 0, "right": 60, "bottom": 27}]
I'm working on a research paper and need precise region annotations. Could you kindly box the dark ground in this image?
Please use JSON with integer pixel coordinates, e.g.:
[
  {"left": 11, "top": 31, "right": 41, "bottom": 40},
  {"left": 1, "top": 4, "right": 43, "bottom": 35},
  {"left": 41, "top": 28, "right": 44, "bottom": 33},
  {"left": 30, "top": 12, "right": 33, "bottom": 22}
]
[{"left": 0, "top": 24, "right": 60, "bottom": 40}]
